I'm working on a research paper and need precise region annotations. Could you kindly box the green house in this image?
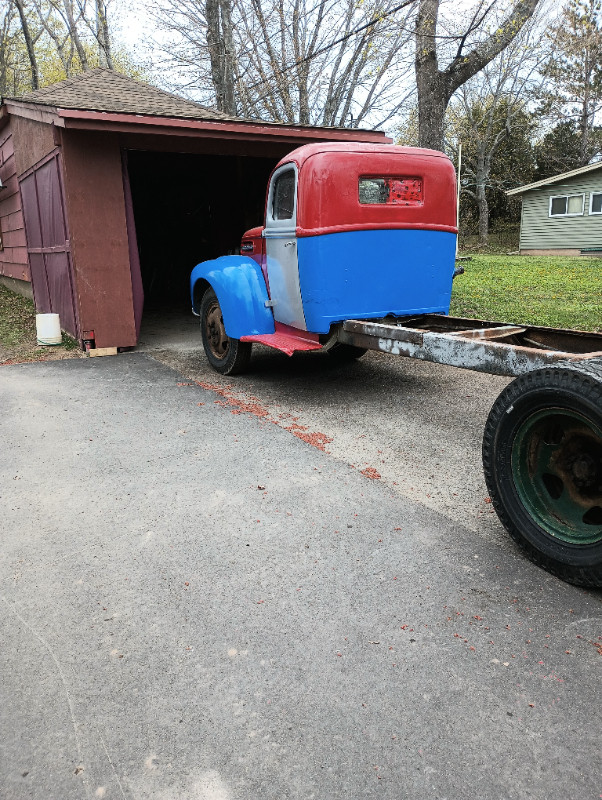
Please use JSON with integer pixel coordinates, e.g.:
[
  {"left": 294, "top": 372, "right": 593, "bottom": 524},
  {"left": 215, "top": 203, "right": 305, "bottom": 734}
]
[{"left": 507, "top": 161, "right": 602, "bottom": 256}]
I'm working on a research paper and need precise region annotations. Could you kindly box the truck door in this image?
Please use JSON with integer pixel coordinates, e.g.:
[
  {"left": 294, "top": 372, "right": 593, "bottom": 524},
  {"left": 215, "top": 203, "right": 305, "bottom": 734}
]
[{"left": 263, "top": 164, "right": 306, "bottom": 330}]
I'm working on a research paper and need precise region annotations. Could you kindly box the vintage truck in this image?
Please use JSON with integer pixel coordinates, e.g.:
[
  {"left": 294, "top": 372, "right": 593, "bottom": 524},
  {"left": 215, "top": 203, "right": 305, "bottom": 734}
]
[{"left": 190, "top": 142, "right": 602, "bottom": 588}]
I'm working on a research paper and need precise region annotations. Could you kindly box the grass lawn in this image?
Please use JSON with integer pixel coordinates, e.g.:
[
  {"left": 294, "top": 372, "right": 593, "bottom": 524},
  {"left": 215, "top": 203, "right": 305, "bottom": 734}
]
[
  {"left": 450, "top": 254, "right": 602, "bottom": 332},
  {"left": 0, "top": 285, "right": 81, "bottom": 364},
  {"left": 1, "top": 254, "right": 600, "bottom": 362}
]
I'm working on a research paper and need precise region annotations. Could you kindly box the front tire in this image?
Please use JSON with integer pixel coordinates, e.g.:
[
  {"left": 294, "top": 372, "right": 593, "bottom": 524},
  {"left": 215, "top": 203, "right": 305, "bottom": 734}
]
[
  {"left": 483, "top": 361, "right": 602, "bottom": 587},
  {"left": 200, "top": 288, "right": 252, "bottom": 375}
]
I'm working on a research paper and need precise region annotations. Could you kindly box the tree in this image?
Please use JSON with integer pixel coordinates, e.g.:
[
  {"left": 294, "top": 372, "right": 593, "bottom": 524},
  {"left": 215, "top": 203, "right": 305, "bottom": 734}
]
[
  {"left": 94, "top": 0, "right": 113, "bottom": 69},
  {"left": 14, "top": 0, "right": 41, "bottom": 88},
  {"left": 0, "top": 1, "right": 34, "bottom": 94},
  {"left": 414, "top": 0, "right": 541, "bottom": 151},
  {"left": 4, "top": 0, "right": 139, "bottom": 93},
  {"left": 538, "top": 0, "right": 602, "bottom": 166},
  {"left": 446, "top": 25, "right": 541, "bottom": 243},
  {"left": 533, "top": 121, "right": 602, "bottom": 178},
  {"left": 30, "top": 0, "right": 90, "bottom": 77},
  {"left": 149, "top": 0, "right": 416, "bottom": 127},
  {"left": 205, "top": 0, "right": 235, "bottom": 113},
  {"left": 451, "top": 97, "right": 535, "bottom": 243}
]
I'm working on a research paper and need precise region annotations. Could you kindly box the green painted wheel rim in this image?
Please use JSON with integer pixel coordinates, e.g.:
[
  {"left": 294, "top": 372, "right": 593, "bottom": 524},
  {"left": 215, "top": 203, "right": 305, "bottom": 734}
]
[{"left": 512, "top": 408, "right": 602, "bottom": 545}]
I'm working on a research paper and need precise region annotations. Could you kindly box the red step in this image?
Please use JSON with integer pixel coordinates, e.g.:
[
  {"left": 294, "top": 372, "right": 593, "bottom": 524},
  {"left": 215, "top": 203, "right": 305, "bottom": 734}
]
[{"left": 241, "top": 323, "right": 322, "bottom": 356}]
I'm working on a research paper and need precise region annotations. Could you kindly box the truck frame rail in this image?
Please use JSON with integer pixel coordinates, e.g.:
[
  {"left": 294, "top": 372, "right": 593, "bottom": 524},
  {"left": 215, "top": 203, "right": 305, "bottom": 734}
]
[{"left": 338, "top": 314, "right": 602, "bottom": 377}]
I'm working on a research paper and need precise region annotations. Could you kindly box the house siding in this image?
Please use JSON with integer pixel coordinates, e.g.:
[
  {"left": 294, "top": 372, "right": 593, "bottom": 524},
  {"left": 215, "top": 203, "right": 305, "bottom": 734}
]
[
  {"left": 520, "top": 172, "right": 602, "bottom": 251},
  {"left": 0, "top": 123, "right": 29, "bottom": 283}
]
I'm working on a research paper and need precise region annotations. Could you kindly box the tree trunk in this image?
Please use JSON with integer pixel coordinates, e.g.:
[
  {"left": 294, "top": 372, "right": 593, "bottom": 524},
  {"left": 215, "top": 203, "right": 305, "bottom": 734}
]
[
  {"left": 96, "top": 0, "right": 113, "bottom": 69},
  {"left": 205, "top": 0, "right": 236, "bottom": 115},
  {"left": 415, "top": 0, "right": 446, "bottom": 150},
  {"left": 60, "top": 0, "right": 89, "bottom": 71},
  {"left": 476, "top": 182, "right": 489, "bottom": 245},
  {"left": 14, "top": 0, "right": 39, "bottom": 89},
  {"left": 414, "top": 0, "right": 540, "bottom": 151},
  {"left": 475, "top": 152, "right": 491, "bottom": 245}
]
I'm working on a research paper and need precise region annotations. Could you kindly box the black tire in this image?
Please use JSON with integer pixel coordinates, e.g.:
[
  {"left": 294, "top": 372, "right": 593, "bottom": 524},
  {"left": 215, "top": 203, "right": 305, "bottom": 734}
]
[
  {"left": 200, "top": 288, "right": 252, "bottom": 375},
  {"left": 483, "top": 360, "right": 602, "bottom": 587},
  {"left": 326, "top": 343, "right": 368, "bottom": 363}
]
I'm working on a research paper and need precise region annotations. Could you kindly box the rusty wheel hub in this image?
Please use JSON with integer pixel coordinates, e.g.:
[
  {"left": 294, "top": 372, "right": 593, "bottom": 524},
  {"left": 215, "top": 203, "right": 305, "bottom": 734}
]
[{"left": 205, "top": 302, "right": 229, "bottom": 359}]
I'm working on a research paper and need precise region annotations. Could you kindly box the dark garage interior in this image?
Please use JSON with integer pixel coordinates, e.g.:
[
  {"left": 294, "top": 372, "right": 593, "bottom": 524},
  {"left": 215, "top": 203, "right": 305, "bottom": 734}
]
[{"left": 126, "top": 150, "right": 277, "bottom": 312}]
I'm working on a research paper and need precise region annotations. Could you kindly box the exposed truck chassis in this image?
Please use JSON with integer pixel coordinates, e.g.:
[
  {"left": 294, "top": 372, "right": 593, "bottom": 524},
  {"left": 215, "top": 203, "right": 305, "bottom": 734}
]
[
  {"left": 337, "top": 314, "right": 602, "bottom": 377},
  {"left": 331, "top": 314, "right": 602, "bottom": 588}
]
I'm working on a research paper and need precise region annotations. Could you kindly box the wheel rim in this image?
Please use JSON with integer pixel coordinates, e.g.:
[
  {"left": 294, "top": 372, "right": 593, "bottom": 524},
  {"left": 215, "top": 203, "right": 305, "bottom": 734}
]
[
  {"left": 204, "top": 300, "right": 229, "bottom": 360},
  {"left": 512, "top": 408, "right": 602, "bottom": 545}
]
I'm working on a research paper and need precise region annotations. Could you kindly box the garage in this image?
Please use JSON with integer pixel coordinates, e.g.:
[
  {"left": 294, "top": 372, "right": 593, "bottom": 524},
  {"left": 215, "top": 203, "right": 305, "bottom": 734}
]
[
  {"left": 0, "top": 68, "right": 388, "bottom": 350},
  {"left": 126, "top": 150, "right": 275, "bottom": 310}
]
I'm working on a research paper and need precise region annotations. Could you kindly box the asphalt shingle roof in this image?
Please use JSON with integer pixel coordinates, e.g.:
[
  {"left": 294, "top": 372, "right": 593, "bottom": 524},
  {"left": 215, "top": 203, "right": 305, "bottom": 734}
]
[{"left": 8, "top": 67, "right": 233, "bottom": 122}]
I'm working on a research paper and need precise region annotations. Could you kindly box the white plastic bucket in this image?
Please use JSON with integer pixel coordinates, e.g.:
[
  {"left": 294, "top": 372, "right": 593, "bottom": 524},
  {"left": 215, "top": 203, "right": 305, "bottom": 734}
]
[{"left": 36, "top": 313, "right": 62, "bottom": 345}]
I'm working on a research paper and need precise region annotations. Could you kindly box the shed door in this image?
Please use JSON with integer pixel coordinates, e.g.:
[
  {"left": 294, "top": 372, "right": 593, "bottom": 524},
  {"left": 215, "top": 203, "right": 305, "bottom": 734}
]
[
  {"left": 264, "top": 165, "right": 306, "bottom": 330},
  {"left": 20, "top": 155, "right": 78, "bottom": 337}
]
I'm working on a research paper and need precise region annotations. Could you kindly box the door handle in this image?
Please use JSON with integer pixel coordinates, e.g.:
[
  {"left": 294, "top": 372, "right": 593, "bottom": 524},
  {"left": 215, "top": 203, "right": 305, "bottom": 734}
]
[{"left": 284, "top": 241, "right": 296, "bottom": 247}]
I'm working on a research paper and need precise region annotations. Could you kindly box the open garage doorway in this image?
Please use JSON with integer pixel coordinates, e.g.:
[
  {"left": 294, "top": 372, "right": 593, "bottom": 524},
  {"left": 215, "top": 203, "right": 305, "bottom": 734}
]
[{"left": 126, "top": 149, "right": 277, "bottom": 350}]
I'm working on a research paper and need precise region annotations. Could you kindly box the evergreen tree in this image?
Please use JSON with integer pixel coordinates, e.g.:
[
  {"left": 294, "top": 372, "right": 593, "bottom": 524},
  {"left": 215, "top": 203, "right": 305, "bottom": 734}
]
[
  {"left": 533, "top": 121, "right": 602, "bottom": 178},
  {"left": 539, "top": 0, "right": 602, "bottom": 166}
]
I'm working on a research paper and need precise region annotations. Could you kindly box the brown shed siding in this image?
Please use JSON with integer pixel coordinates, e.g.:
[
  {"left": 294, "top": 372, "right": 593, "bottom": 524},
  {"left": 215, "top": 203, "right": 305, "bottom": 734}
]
[
  {"left": 11, "top": 115, "right": 58, "bottom": 176},
  {"left": 60, "top": 129, "right": 136, "bottom": 348},
  {"left": 0, "top": 125, "right": 28, "bottom": 281}
]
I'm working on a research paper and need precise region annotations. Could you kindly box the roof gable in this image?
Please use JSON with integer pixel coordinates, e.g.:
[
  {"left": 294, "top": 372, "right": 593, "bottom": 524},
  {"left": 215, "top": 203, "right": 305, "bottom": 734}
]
[
  {"left": 6, "top": 68, "right": 233, "bottom": 122},
  {"left": 507, "top": 160, "right": 602, "bottom": 196}
]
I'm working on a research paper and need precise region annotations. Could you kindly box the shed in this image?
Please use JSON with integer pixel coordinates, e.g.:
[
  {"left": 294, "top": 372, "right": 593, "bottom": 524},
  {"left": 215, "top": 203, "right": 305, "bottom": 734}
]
[
  {"left": 507, "top": 161, "right": 602, "bottom": 256},
  {"left": 0, "top": 69, "right": 389, "bottom": 349}
]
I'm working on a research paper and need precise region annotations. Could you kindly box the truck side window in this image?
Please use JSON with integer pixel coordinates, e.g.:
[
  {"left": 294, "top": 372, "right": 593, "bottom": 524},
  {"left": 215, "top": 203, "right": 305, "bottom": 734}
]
[{"left": 272, "top": 170, "right": 295, "bottom": 220}]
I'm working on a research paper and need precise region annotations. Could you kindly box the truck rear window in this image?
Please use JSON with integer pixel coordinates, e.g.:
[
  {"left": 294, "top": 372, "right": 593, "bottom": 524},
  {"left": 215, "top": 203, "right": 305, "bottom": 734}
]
[{"left": 359, "top": 177, "right": 423, "bottom": 205}]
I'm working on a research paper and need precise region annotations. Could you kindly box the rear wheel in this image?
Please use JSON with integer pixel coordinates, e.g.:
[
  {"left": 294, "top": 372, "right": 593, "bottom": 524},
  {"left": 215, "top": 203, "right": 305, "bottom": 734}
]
[
  {"left": 483, "top": 361, "right": 602, "bottom": 587},
  {"left": 200, "top": 288, "right": 252, "bottom": 375}
]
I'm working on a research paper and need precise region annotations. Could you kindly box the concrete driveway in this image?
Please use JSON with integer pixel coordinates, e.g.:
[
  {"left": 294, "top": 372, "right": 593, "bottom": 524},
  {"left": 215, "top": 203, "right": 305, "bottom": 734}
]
[{"left": 1, "top": 352, "right": 600, "bottom": 800}]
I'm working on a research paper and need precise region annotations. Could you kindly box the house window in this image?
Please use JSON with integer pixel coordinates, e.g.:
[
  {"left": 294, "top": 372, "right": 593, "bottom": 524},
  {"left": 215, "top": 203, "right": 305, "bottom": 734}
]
[
  {"left": 549, "top": 193, "right": 584, "bottom": 217},
  {"left": 590, "top": 192, "right": 602, "bottom": 214}
]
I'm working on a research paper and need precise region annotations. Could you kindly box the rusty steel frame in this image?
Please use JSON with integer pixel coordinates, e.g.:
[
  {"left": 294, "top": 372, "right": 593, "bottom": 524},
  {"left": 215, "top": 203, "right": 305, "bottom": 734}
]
[{"left": 338, "top": 315, "right": 602, "bottom": 377}]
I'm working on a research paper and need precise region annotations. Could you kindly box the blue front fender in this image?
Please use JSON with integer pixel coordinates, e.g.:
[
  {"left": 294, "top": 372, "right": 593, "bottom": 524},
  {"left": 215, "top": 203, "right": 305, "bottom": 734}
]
[{"left": 190, "top": 256, "right": 275, "bottom": 340}]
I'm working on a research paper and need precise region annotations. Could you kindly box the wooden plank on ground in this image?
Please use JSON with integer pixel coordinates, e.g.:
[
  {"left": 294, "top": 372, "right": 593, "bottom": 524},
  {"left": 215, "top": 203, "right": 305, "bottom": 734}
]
[{"left": 88, "top": 347, "right": 118, "bottom": 358}]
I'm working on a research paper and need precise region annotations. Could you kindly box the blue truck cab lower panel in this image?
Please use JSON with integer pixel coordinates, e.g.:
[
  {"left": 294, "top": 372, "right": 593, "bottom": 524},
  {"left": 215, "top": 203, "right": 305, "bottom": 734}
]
[{"left": 296, "top": 229, "right": 457, "bottom": 334}]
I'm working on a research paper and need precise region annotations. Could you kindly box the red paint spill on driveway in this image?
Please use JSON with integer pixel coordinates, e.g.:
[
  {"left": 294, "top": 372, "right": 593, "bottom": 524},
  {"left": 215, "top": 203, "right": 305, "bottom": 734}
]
[{"left": 196, "top": 380, "right": 332, "bottom": 452}]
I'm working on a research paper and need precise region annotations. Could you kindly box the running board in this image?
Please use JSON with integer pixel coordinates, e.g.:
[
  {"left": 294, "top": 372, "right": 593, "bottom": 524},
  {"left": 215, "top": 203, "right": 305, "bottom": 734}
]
[{"left": 241, "top": 323, "right": 322, "bottom": 356}]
